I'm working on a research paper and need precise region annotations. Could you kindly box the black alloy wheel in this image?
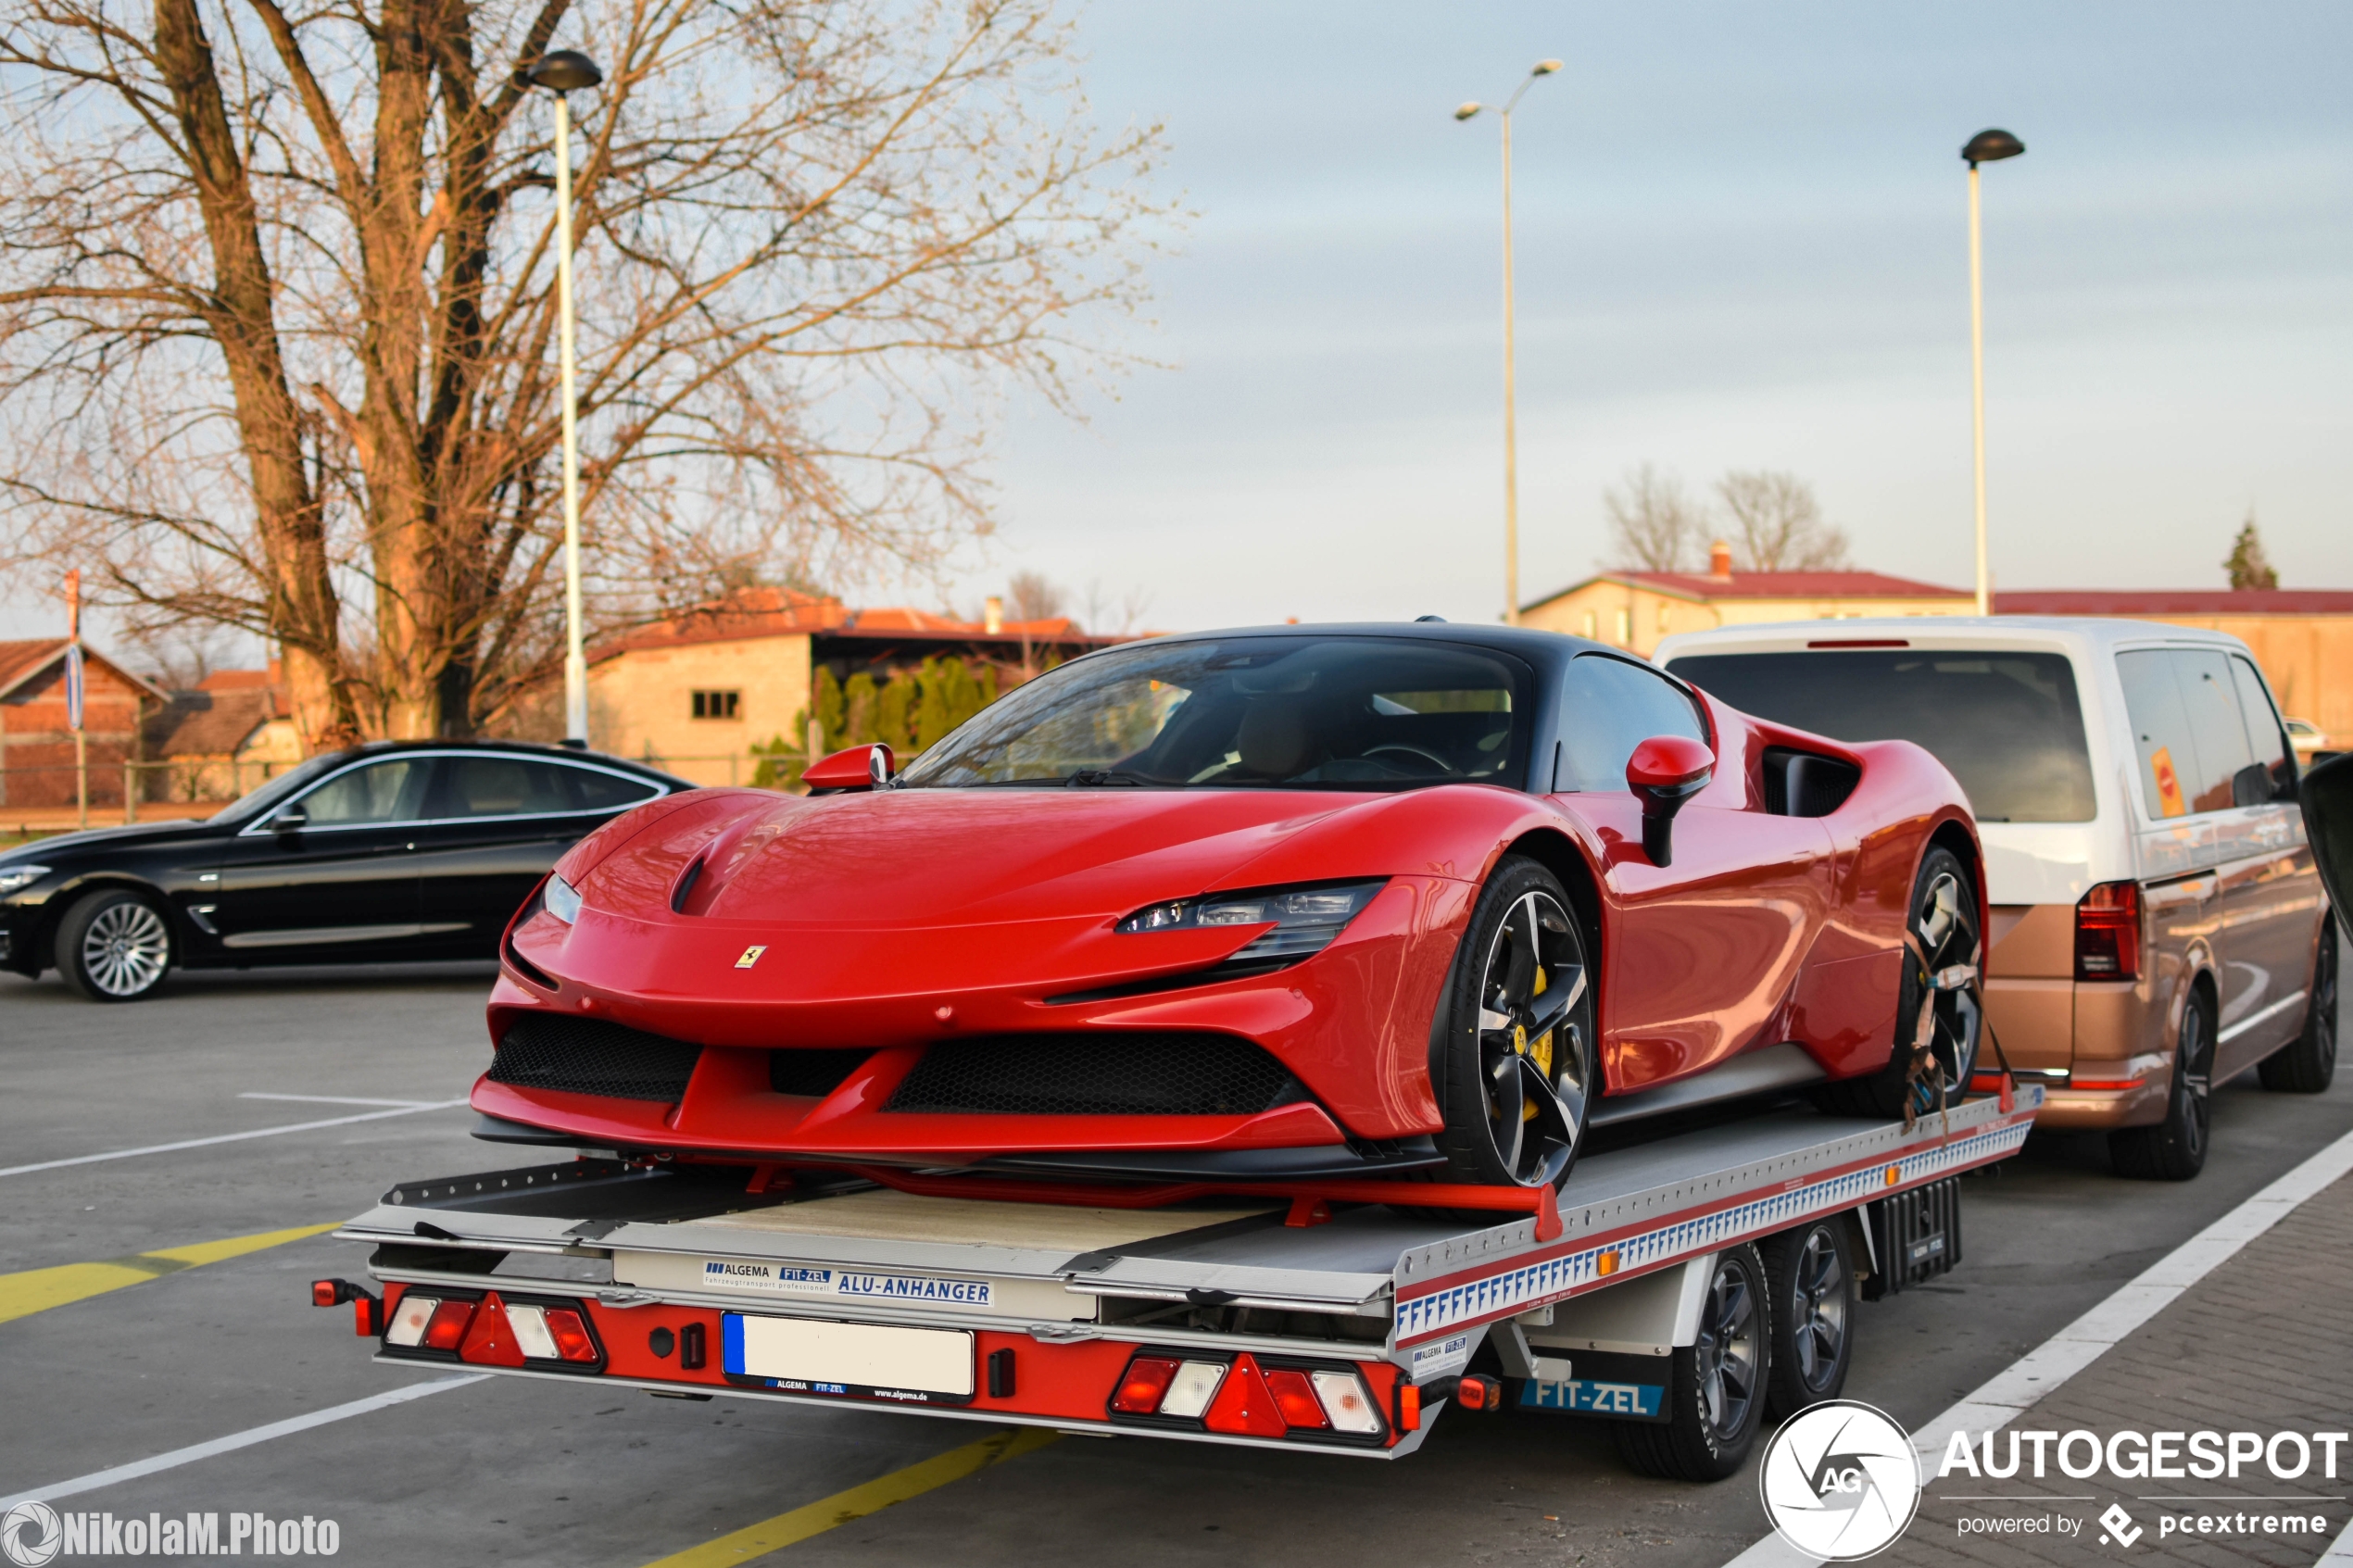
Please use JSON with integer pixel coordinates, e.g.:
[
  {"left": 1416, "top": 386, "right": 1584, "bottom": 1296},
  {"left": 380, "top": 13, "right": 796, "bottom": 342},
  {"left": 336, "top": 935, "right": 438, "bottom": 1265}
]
[
  {"left": 2112, "top": 990, "right": 2214, "bottom": 1182},
  {"left": 1818, "top": 847, "right": 1983, "bottom": 1120},
  {"left": 2259, "top": 914, "right": 2337, "bottom": 1094},
  {"left": 1613, "top": 1243, "right": 1771, "bottom": 1482},
  {"left": 55, "top": 887, "right": 173, "bottom": 1002},
  {"left": 1432, "top": 856, "right": 1598, "bottom": 1191},
  {"left": 1761, "top": 1219, "right": 1855, "bottom": 1418}
]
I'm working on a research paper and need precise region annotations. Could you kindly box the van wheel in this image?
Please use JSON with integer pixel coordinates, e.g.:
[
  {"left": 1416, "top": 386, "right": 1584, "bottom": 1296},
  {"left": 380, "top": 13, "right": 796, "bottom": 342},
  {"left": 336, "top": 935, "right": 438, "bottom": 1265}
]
[
  {"left": 1816, "top": 847, "right": 1982, "bottom": 1120},
  {"left": 2259, "top": 916, "right": 2336, "bottom": 1094},
  {"left": 1612, "top": 1245, "right": 1768, "bottom": 1482},
  {"left": 1761, "top": 1220, "right": 1855, "bottom": 1420},
  {"left": 2111, "top": 992, "right": 2213, "bottom": 1181},
  {"left": 57, "top": 888, "right": 174, "bottom": 1001}
]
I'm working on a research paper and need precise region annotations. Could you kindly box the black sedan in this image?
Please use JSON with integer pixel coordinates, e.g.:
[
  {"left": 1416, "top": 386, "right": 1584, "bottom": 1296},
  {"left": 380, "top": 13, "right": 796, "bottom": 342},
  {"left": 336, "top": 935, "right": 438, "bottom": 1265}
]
[{"left": 0, "top": 741, "right": 691, "bottom": 1001}]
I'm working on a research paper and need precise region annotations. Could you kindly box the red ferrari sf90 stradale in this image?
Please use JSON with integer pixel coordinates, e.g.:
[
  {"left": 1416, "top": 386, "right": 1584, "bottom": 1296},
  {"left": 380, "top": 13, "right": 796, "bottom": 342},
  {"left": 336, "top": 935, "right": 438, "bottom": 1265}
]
[{"left": 474, "top": 624, "right": 1987, "bottom": 1195}]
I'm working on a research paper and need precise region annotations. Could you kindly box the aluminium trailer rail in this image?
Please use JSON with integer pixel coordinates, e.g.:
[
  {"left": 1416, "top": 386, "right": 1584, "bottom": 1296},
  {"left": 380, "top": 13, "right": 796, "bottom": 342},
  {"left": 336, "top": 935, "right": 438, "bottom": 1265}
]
[{"left": 321, "top": 1087, "right": 2039, "bottom": 1463}]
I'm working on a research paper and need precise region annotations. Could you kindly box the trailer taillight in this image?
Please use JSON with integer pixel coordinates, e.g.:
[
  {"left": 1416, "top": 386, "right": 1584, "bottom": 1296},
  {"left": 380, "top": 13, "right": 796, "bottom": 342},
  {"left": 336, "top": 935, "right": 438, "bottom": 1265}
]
[
  {"left": 422, "top": 1299, "right": 476, "bottom": 1351},
  {"left": 2075, "top": 881, "right": 2142, "bottom": 982},
  {"left": 542, "top": 1308, "right": 598, "bottom": 1362},
  {"left": 1109, "top": 1351, "right": 1383, "bottom": 1441},
  {"left": 384, "top": 1294, "right": 441, "bottom": 1348},
  {"left": 1112, "top": 1357, "right": 1180, "bottom": 1414}
]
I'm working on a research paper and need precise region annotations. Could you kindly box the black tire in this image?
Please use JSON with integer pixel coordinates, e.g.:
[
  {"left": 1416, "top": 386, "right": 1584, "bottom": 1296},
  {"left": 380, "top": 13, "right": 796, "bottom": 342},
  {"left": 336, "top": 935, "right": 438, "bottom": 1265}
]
[
  {"left": 1816, "top": 847, "right": 1983, "bottom": 1120},
  {"left": 1612, "top": 1244, "right": 1770, "bottom": 1482},
  {"left": 2259, "top": 915, "right": 2336, "bottom": 1094},
  {"left": 1760, "top": 1220, "right": 1855, "bottom": 1420},
  {"left": 2111, "top": 989, "right": 2213, "bottom": 1181},
  {"left": 55, "top": 887, "right": 174, "bottom": 1002},
  {"left": 1429, "top": 856, "right": 1598, "bottom": 1193}
]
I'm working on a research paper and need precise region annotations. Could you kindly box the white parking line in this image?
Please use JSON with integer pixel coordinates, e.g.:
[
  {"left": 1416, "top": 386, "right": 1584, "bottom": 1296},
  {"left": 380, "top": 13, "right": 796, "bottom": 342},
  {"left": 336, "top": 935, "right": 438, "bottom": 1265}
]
[
  {"left": 0, "top": 1100, "right": 472, "bottom": 1179},
  {"left": 239, "top": 1093, "right": 444, "bottom": 1109},
  {"left": 1726, "top": 1122, "right": 2353, "bottom": 1565},
  {"left": 0, "top": 1374, "right": 489, "bottom": 1512}
]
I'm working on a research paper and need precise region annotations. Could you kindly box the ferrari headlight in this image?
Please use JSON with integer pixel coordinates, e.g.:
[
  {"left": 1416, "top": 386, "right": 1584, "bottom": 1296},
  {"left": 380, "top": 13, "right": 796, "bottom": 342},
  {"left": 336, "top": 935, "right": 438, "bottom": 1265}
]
[
  {"left": 0, "top": 864, "right": 52, "bottom": 898},
  {"left": 1118, "top": 880, "right": 1386, "bottom": 963},
  {"left": 543, "top": 873, "right": 584, "bottom": 924}
]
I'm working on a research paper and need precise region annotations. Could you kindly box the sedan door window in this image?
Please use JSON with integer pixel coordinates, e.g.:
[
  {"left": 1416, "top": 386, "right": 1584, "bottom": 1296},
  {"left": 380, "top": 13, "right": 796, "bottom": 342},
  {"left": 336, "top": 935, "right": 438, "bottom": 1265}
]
[
  {"left": 295, "top": 759, "right": 432, "bottom": 826},
  {"left": 433, "top": 756, "right": 583, "bottom": 819}
]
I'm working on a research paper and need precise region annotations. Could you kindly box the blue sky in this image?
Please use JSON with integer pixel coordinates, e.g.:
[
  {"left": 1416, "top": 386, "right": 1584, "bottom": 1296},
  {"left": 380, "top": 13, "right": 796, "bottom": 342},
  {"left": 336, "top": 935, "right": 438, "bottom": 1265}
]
[
  {"left": 9, "top": 1, "right": 2347, "bottom": 647},
  {"left": 981, "top": 0, "right": 2353, "bottom": 629}
]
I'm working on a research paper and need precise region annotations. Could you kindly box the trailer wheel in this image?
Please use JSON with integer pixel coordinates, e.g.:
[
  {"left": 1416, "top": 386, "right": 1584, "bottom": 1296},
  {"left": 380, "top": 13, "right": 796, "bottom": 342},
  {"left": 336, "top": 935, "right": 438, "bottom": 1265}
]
[
  {"left": 1612, "top": 1244, "right": 1768, "bottom": 1482},
  {"left": 2259, "top": 914, "right": 2335, "bottom": 1094},
  {"left": 1428, "top": 856, "right": 1597, "bottom": 1196},
  {"left": 1760, "top": 1220, "right": 1854, "bottom": 1419}
]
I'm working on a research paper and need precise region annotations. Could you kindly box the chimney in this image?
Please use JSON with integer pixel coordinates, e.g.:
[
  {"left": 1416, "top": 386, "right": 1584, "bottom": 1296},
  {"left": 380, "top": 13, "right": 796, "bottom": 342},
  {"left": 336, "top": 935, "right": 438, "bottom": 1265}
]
[
  {"left": 1707, "top": 540, "right": 1734, "bottom": 581},
  {"left": 983, "top": 595, "right": 1004, "bottom": 634}
]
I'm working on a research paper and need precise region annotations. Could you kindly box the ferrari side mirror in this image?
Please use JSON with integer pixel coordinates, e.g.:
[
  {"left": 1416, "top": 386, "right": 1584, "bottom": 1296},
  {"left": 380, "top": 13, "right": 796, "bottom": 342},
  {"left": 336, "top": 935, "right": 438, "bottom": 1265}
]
[
  {"left": 802, "top": 744, "right": 894, "bottom": 793},
  {"left": 1626, "top": 735, "right": 1714, "bottom": 868},
  {"left": 2300, "top": 752, "right": 2353, "bottom": 915}
]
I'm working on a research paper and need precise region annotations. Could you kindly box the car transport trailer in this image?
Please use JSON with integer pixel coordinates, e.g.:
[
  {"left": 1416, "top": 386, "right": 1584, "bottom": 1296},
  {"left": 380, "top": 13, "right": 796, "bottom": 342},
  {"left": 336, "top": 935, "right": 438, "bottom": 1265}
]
[{"left": 312, "top": 1086, "right": 2039, "bottom": 1480}]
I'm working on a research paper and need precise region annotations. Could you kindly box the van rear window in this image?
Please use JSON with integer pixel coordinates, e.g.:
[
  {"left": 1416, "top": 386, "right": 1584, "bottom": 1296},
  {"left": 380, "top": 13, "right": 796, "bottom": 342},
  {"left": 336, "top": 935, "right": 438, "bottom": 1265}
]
[{"left": 1665, "top": 651, "right": 2097, "bottom": 822}]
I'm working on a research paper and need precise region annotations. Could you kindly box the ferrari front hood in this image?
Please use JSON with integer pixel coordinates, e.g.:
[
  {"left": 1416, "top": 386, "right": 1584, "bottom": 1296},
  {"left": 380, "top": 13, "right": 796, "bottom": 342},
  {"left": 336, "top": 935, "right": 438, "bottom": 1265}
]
[{"left": 670, "top": 786, "right": 1379, "bottom": 927}]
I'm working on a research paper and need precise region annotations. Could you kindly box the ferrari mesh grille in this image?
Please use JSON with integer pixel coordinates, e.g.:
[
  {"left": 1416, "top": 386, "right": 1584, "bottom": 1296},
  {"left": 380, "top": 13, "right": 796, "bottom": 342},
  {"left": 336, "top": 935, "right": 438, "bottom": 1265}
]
[
  {"left": 769, "top": 1047, "right": 875, "bottom": 1098},
  {"left": 487, "top": 1016, "right": 703, "bottom": 1102},
  {"left": 886, "top": 1033, "right": 1296, "bottom": 1117}
]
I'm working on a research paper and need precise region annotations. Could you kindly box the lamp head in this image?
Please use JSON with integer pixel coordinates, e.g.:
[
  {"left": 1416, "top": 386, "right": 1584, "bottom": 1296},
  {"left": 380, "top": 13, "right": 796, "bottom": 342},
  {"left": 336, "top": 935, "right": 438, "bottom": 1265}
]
[
  {"left": 1533, "top": 58, "right": 1563, "bottom": 75},
  {"left": 528, "top": 50, "right": 604, "bottom": 94},
  {"left": 1453, "top": 101, "right": 1482, "bottom": 121},
  {"left": 1962, "top": 128, "right": 2024, "bottom": 167}
]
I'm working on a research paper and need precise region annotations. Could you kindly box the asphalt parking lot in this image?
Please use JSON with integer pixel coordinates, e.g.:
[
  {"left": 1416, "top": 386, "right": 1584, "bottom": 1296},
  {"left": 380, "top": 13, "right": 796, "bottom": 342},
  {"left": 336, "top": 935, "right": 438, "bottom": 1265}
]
[{"left": 2, "top": 952, "right": 2347, "bottom": 1568}]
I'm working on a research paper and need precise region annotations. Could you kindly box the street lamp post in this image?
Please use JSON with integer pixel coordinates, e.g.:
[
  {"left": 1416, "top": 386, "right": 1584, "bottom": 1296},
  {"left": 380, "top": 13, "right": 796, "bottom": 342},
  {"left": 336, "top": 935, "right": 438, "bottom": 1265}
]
[
  {"left": 1456, "top": 60, "right": 1561, "bottom": 628},
  {"left": 1962, "top": 128, "right": 2024, "bottom": 618},
  {"left": 528, "top": 49, "right": 604, "bottom": 746}
]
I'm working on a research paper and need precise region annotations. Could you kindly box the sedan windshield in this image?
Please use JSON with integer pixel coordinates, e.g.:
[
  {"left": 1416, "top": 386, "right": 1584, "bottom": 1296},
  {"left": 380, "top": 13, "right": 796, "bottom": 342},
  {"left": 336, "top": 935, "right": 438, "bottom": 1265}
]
[{"left": 899, "top": 636, "right": 1532, "bottom": 791}]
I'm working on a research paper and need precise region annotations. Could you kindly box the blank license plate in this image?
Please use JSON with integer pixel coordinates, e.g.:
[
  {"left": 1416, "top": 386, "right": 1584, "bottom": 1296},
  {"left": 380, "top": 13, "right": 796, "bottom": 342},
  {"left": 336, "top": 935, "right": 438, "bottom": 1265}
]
[{"left": 723, "top": 1313, "right": 975, "bottom": 1400}]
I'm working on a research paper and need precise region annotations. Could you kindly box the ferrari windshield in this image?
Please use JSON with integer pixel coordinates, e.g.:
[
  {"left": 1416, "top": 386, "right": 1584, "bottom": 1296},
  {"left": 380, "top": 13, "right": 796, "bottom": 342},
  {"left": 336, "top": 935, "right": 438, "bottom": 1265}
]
[{"left": 899, "top": 636, "right": 1533, "bottom": 790}]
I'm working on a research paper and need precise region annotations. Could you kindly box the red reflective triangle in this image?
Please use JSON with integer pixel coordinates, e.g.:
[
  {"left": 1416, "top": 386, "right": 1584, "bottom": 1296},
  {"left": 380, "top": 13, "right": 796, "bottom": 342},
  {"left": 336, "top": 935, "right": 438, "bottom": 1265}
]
[
  {"left": 459, "top": 1292, "right": 526, "bottom": 1367},
  {"left": 1202, "top": 1354, "right": 1286, "bottom": 1437}
]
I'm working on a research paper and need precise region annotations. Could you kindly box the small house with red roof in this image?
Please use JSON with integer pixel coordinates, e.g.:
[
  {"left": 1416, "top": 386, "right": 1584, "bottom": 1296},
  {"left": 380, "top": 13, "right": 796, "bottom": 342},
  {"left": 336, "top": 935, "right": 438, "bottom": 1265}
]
[
  {"left": 1519, "top": 541, "right": 1974, "bottom": 659},
  {"left": 0, "top": 640, "right": 168, "bottom": 809},
  {"left": 585, "top": 588, "right": 1121, "bottom": 784}
]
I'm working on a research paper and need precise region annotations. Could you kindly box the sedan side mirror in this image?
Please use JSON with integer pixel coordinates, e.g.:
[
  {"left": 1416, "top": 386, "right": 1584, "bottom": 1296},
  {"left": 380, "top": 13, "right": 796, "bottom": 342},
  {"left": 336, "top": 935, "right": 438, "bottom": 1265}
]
[
  {"left": 270, "top": 803, "right": 309, "bottom": 834},
  {"left": 1626, "top": 735, "right": 1714, "bottom": 868},
  {"left": 801, "top": 744, "right": 894, "bottom": 793}
]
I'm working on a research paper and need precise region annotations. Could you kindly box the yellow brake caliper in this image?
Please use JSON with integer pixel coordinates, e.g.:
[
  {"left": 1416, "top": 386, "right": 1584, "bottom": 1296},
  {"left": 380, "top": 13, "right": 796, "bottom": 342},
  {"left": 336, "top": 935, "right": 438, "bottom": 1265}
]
[{"left": 1520, "top": 965, "right": 1554, "bottom": 1120}]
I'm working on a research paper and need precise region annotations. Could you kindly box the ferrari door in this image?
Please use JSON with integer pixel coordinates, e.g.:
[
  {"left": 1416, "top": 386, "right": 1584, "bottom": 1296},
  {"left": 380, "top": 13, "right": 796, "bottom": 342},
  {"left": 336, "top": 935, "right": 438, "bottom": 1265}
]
[{"left": 1552, "top": 654, "right": 1834, "bottom": 1091}]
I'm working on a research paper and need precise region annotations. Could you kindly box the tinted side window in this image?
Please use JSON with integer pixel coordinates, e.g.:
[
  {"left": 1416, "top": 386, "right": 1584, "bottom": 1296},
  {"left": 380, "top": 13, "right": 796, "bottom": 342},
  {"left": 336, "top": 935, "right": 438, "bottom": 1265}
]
[
  {"left": 1554, "top": 654, "right": 1709, "bottom": 792},
  {"left": 1666, "top": 650, "right": 2095, "bottom": 822},
  {"left": 2117, "top": 650, "right": 2256, "bottom": 819},
  {"left": 567, "top": 767, "right": 662, "bottom": 811},
  {"left": 297, "top": 759, "right": 431, "bottom": 826},
  {"left": 2228, "top": 656, "right": 2294, "bottom": 798},
  {"left": 434, "top": 756, "right": 580, "bottom": 820}
]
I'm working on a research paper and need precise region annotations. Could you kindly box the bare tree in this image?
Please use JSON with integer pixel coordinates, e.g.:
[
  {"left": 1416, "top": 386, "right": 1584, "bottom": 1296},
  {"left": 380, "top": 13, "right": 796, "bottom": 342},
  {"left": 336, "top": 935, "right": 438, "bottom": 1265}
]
[
  {"left": 1715, "top": 470, "right": 1850, "bottom": 572},
  {"left": 1601, "top": 463, "right": 1700, "bottom": 572},
  {"left": 0, "top": 0, "right": 1169, "bottom": 746},
  {"left": 1004, "top": 569, "right": 1067, "bottom": 624}
]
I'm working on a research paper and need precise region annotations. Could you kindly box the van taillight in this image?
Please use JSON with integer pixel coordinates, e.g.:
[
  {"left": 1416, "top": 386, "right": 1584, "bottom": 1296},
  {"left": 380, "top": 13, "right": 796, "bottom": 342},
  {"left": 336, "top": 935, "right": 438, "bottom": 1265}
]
[{"left": 2074, "top": 882, "right": 2141, "bottom": 982}]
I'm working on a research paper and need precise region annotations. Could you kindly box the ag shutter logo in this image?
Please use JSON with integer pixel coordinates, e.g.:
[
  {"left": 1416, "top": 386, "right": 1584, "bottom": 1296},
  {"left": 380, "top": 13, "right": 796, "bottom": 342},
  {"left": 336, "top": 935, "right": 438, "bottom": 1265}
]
[
  {"left": 1759, "top": 1400, "right": 1923, "bottom": 1561},
  {"left": 2, "top": 1502, "right": 61, "bottom": 1568}
]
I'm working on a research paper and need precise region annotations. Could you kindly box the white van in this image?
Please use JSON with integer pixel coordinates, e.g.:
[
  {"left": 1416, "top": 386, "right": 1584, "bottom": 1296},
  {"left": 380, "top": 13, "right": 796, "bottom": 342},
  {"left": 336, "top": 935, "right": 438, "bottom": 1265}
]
[{"left": 1655, "top": 618, "right": 2334, "bottom": 1180}]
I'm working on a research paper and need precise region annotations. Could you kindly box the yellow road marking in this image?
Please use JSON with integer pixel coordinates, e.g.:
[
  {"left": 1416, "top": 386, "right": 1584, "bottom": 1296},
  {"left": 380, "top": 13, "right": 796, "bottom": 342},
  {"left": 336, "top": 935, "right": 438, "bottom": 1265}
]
[
  {"left": 0, "top": 1223, "right": 337, "bottom": 1325},
  {"left": 641, "top": 1425, "right": 1061, "bottom": 1567}
]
